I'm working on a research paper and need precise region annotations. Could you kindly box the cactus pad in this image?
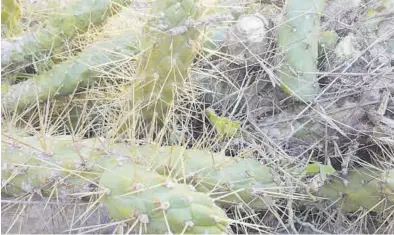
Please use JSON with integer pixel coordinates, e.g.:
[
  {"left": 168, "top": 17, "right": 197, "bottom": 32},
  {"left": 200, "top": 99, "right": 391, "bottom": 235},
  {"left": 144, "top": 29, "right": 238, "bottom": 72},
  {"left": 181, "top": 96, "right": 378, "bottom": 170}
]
[
  {"left": 2, "top": 34, "right": 138, "bottom": 112},
  {"left": 116, "top": 0, "right": 205, "bottom": 132},
  {"left": 315, "top": 168, "right": 394, "bottom": 212},
  {"left": 1, "top": 0, "right": 132, "bottom": 70},
  {"left": 277, "top": 0, "right": 325, "bottom": 102},
  {"left": 117, "top": 145, "right": 279, "bottom": 210}
]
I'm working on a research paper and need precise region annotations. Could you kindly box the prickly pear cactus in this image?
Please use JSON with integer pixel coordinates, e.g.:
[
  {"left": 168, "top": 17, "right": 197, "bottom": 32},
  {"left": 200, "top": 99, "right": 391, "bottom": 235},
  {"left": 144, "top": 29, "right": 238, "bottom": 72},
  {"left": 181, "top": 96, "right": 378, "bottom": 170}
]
[
  {"left": 1, "top": 134, "right": 278, "bottom": 211},
  {"left": 118, "top": 145, "right": 279, "bottom": 210},
  {"left": 116, "top": 0, "right": 206, "bottom": 133},
  {"left": 1, "top": 135, "right": 107, "bottom": 197},
  {"left": 1, "top": 134, "right": 230, "bottom": 233},
  {"left": 1, "top": 34, "right": 138, "bottom": 112},
  {"left": 277, "top": 0, "right": 325, "bottom": 102},
  {"left": 2, "top": 133, "right": 394, "bottom": 222},
  {"left": 314, "top": 168, "right": 394, "bottom": 212},
  {"left": 1, "top": 0, "right": 132, "bottom": 71},
  {"left": 99, "top": 163, "right": 229, "bottom": 234}
]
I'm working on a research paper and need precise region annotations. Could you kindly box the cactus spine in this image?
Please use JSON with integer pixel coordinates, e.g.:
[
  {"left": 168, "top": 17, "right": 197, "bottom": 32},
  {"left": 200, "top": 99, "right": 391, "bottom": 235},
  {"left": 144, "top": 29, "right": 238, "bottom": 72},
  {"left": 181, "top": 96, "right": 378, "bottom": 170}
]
[{"left": 277, "top": 0, "right": 325, "bottom": 102}]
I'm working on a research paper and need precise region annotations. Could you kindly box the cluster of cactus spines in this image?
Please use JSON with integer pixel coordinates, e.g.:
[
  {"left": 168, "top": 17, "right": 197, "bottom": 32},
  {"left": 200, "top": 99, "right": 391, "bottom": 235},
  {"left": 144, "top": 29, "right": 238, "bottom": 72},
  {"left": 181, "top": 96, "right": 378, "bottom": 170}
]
[
  {"left": 1, "top": 0, "right": 133, "bottom": 73},
  {"left": 276, "top": 0, "right": 325, "bottom": 102},
  {"left": 314, "top": 167, "right": 394, "bottom": 212},
  {"left": 115, "top": 0, "right": 206, "bottom": 132},
  {"left": 1, "top": 34, "right": 138, "bottom": 112},
  {"left": 100, "top": 163, "right": 230, "bottom": 234}
]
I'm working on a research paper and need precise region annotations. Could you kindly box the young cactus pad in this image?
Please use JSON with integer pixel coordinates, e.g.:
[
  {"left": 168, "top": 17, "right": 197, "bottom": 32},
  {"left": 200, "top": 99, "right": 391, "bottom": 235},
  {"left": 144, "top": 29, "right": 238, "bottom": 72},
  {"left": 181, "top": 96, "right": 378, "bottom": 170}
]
[
  {"left": 206, "top": 108, "right": 240, "bottom": 140},
  {"left": 277, "top": 0, "right": 325, "bottom": 102},
  {"left": 1, "top": 0, "right": 132, "bottom": 70},
  {"left": 2, "top": 34, "right": 138, "bottom": 112}
]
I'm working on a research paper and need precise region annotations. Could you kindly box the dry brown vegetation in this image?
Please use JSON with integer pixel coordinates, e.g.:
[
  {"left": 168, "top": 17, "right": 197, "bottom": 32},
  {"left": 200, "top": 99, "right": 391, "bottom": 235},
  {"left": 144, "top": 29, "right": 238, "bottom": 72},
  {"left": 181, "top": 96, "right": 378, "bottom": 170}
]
[{"left": 1, "top": 0, "right": 393, "bottom": 234}]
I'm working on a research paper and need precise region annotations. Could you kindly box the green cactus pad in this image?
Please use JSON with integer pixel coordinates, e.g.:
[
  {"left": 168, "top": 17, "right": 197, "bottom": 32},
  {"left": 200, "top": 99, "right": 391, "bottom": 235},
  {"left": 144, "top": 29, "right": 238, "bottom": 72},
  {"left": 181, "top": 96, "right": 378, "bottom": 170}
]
[
  {"left": 277, "top": 0, "right": 325, "bottom": 102},
  {"left": 2, "top": 34, "right": 138, "bottom": 112},
  {"left": 1, "top": 0, "right": 132, "bottom": 70},
  {"left": 116, "top": 0, "right": 206, "bottom": 133},
  {"left": 116, "top": 145, "right": 279, "bottom": 210},
  {"left": 99, "top": 163, "right": 229, "bottom": 234},
  {"left": 315, "top": 168, "right": 394, "bottom": 212},
  {"left": 206, "top": 108, "right": 240, "bottom": 140},
  {"left": 2, "top": 133, "right": 394, "bottom": 220},
  {"left": 1, "top": 135, "right": 120, "bottom": 198}
]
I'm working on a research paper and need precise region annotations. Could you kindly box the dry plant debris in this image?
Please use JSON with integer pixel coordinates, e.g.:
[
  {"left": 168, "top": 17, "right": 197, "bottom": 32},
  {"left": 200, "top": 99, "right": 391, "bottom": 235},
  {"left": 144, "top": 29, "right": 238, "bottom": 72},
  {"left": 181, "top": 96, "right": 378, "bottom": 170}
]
[{"left": 1, "top": 0, "right": 394, "bottom": 234}]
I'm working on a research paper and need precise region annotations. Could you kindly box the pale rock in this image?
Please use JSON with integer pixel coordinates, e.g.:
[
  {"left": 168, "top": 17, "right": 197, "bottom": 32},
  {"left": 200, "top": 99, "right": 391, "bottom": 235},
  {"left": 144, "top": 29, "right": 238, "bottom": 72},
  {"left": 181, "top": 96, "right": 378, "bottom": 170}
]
[
  {"left": 334, "top": 34, "right": 360, "bottom": 63},
  {"left": 224, "top": 13, "right": 270, "bottom": 64}
]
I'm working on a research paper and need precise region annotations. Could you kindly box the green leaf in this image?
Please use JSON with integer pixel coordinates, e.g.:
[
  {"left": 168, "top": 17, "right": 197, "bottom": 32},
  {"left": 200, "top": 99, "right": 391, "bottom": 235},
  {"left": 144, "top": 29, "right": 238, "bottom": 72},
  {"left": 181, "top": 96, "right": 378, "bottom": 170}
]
[
  {"left": 319, "top": 164, "right": 336, "bottom": 181},
  {"left": 206, "top": 108, "right": 240, "bottom": 140},
  {"left": 305, "top": 163, "right": 336, "bottom": 181},
  {"left": 305, "top": 163, "right": 321, "bottom": 174}
]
